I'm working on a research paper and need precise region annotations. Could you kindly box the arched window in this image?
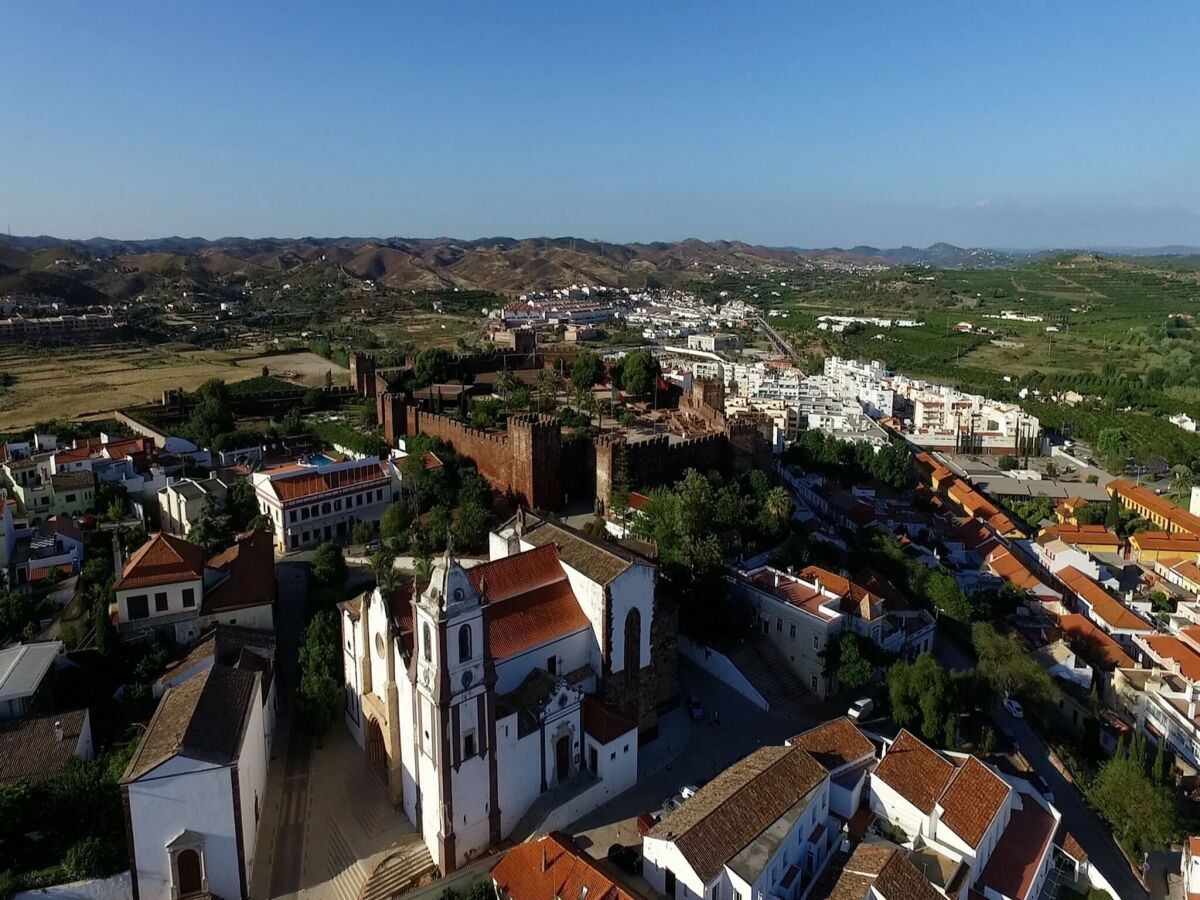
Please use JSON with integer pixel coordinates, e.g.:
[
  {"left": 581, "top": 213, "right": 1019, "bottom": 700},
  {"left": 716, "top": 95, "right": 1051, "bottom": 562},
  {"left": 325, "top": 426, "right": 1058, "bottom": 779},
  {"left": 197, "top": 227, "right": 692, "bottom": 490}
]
[
  {"left": 624, "top": 608, "right": 641, "bottom": 692},
  {"left": 422, "top": 623, "right": 432, "bottom": 661},
  {"left": 177, "top": 848, "right": 203, "bottom": 896},
  {"left": 458, "top": 624, "right": 473, "bottom": 662}
]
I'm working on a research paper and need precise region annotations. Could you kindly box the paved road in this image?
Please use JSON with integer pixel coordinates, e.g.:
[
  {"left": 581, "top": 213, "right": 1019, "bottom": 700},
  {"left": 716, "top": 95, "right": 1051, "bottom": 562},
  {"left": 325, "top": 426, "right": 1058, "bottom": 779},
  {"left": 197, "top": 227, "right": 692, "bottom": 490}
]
[{"left": 935, "top": 634, "right": 1149, "bottom": 900}]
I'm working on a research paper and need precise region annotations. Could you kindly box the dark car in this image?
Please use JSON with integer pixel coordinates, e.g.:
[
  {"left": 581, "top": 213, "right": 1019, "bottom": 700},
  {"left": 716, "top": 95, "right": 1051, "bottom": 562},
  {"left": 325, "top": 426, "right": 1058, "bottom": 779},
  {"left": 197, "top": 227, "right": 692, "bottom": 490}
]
[
  {"left": 687, "top": 692, "right": 705, "bottom": 721},
  {"left": 607, "top": 843, "right": 641, "bottom": 875}
]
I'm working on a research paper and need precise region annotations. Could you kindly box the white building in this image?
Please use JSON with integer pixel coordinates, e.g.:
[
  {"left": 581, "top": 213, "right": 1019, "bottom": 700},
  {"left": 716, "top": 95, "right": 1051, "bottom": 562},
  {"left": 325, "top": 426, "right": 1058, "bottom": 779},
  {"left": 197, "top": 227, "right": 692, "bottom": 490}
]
[
  {"left": 339, "top": 511, "right": 658, "bottom": 874},
  {"left": 252, "top": 455, "right": 399, "bottom": 552},
  {"left": 868, "top": 730, "right": 1060, "bottom": 899},
  {"left": 121, "top": 665, "right": 267, "bottom": 900},
  {"left": 642, "top": 742, "right": 835, "bottom": 900},
  {"left": 158, "top": 474, "right": 232, "bottom": 537},
  {"left": 0, "top": 640, "right": 63, "bottom": 720}
]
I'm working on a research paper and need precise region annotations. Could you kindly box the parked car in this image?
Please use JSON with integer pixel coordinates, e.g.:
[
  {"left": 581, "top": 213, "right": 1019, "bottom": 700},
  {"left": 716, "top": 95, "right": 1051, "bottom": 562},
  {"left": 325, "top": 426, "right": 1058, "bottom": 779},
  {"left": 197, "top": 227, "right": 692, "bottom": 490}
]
[
  {"left": 1002, "top": 697, "right": 1024, "bottom": 719},
  {"left": 661, "top": 795, "right": 684, "bottom": 814},
  {"left": 847, "top": 698, "right": 874, "bottom": 721},
  {"left": 636, "top": 812, "right": 660, "bottom": 836},
  {"left": 680, "top": 784, "right": 700, "bottom": 800},
  {"left": 1033, "top": 774, "right": 1054, "bottom": 804},
  {"left": 607, "top": 844, "right": 641, "bottom": 875},
  {"left": 365, "top": 539, "right": 382, "bottom": 552},
  {"left": 687, "top": 692, "right": 705, "bottom": 721}
]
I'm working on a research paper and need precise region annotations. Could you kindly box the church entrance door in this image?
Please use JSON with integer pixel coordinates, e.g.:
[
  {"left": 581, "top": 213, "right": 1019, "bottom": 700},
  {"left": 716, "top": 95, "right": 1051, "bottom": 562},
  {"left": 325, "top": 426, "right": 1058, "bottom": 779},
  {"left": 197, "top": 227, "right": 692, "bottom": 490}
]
[{"left": 555, "top": 734, "right": 570, "bottom": 782}]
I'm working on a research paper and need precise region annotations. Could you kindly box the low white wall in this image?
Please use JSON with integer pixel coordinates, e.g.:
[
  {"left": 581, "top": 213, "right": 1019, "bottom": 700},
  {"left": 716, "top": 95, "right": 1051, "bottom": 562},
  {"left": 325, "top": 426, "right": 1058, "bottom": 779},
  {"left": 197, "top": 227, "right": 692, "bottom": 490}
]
[{"left": 678, "top": 637, "right": 768, "bottom": 710}]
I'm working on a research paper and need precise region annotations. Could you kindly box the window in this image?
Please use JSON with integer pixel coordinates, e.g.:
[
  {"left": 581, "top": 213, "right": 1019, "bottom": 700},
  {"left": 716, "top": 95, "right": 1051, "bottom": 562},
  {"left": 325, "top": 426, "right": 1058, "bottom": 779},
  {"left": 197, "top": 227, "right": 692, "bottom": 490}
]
[
  {"left": 357, "top": 493, "right": 364, "bottom": 507},
  {"left": 789, "top": 623, "right": 796, "bottom": 639},
  {"left": 65, "top": 493, "right": 76, "bottom": 502},
  {"left": 154, "top": 592, "right": 169, "bottom": 612},
  {"left": 812, "top": 633, "right": 819, "bottom": 650},
  {"left": 182, "top": 588, "right": 196, "bottom": 608},
  {"left": 463, "top": 731, "right": 476, "bottom": 757},
  {"left": 127, "top": 595, "right": 149, "bottom": 620},
  {"left": 712, "top": 886, "right": 720, "bottom": 900},
  {"left": 334, "top": 498, "right": 342, "bottom": 511},
  {"left": 776, "top": 617, "right": 782, "bottom": 633},
  {"left": 322, "top": 502, "right": 331, "bottom": 515},
  {"left": 290, "top": 535, "right": 299, "bottom": 550},
  {"left": 301, "top": 507, "right": 309, "bottom": 520},
  {"left": 547, "top": 654, "right": 557, "bottom": 675},
  {"left": 459, "top": 625, "right": 473, "bottom": 662},
  {"left": 289, "top": 510, "right": 297, "bottom": 523},
  {"left": 810, "top": 674, "right": 818, "bottom": 690},
  {"left": 423, "top": 623, "right": 432, "bottom": 660},
  {"left": 376, "top": 489, "right": 383, "bottom": 501}
]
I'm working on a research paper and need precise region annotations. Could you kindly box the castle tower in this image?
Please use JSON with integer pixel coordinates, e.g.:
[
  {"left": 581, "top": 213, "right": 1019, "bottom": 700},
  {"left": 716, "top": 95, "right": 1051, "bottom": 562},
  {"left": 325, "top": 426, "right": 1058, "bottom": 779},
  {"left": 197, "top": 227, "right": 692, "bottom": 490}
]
[
  {"left": 507, "top": 414, "right": 562, "bottom": 511},
  {"left": 349, "top": 352, "right": 377, "bottom": 398},
  {"left": 411, "top": 550, "right": 499, "bottom": 873}
]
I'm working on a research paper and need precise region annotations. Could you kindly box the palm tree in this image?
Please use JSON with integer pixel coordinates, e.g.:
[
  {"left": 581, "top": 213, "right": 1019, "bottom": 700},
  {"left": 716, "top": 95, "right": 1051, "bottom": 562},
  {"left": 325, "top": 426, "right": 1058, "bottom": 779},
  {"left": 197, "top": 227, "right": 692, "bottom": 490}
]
[
  {"left": 413, "top": 552, "right": 433, "bottom": 589},
  {"left": 535, "top": 368, "right": 564, "bottom": 413},
  {"left": 1171, "top": 464, "right": 1194, "bottom": 497},
  {"left": 765, "top": 487, "right": 792, "bottom": 526},
  {"left": 370, "top": 550, "right": 399, "bottom": 592}
]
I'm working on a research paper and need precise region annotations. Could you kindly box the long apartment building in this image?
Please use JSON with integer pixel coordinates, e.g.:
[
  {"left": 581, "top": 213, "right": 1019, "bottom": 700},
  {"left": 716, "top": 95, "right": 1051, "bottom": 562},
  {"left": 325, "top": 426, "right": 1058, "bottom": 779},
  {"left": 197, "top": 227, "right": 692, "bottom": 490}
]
[
  {"left": 1109, "top": 478, "right": 1200, "bottom": 538},
  {"left": 252, "top": 455, "right": 399, "bottom": 552}
]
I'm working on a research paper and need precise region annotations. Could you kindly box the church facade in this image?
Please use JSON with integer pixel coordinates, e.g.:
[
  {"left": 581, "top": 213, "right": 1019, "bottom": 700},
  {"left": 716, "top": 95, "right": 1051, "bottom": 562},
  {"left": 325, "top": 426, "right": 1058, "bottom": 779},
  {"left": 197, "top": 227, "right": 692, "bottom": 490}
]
[{"left": 339, "top": 511, "right": 673, "bottom": 873}]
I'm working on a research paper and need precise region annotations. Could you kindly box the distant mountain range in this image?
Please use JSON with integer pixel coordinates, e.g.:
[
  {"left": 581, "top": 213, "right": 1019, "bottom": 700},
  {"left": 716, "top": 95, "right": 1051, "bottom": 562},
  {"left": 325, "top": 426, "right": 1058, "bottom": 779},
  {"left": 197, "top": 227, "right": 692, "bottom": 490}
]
[{"left": 1, "top": 233, "right": 1197, "bottom": 303}]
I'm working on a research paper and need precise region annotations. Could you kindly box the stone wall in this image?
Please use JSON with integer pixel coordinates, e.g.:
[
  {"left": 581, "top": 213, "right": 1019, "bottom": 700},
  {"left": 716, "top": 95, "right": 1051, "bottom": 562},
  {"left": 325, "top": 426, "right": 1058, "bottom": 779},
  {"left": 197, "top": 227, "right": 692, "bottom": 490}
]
[
  {"left": 599, "top": 594, "right": 679, "bottom": 738},
  {"left": 594, "top": 432, "right": 732, "bottom": 512}
]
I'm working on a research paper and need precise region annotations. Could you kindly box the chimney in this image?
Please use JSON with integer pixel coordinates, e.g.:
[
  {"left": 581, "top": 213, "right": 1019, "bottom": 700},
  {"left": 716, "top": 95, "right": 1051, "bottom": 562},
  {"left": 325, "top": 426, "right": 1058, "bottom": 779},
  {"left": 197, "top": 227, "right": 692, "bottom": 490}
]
[{"left": 54, "top": 720, "right": 63, "bottom": 742}]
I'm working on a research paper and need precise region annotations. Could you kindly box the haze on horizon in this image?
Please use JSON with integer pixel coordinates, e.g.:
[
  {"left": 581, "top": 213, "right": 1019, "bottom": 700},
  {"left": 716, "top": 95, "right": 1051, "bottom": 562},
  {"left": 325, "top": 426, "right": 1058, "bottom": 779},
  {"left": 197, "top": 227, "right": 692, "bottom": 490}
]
[{"left": 4, "top": 1, "right": 1198, "bottom": 250}]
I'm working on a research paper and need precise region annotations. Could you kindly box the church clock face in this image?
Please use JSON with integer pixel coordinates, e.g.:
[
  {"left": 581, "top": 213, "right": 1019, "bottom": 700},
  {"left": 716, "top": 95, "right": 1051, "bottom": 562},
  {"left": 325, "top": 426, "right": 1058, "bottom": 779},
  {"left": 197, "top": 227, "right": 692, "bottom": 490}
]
[{"left": 461, "top": 669, "right": 474, "bottom": 689}]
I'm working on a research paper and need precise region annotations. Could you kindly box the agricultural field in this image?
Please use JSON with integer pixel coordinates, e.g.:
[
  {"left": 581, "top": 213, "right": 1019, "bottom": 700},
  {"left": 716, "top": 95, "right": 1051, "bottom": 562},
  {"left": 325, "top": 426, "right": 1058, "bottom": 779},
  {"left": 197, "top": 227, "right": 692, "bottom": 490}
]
[
  {"left": 0, "top": 343, "right": 283, "bottom": 430},
  {"left": 234, "top": 350, "right": 348, "bottom": 386}
]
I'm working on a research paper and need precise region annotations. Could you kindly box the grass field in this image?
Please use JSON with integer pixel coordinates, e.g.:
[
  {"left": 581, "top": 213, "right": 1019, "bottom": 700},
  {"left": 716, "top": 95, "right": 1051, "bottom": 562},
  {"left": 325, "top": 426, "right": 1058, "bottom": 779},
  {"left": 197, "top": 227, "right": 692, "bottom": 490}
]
[{"left": 0, "top": 343, "right": 293, "bottom": 431}]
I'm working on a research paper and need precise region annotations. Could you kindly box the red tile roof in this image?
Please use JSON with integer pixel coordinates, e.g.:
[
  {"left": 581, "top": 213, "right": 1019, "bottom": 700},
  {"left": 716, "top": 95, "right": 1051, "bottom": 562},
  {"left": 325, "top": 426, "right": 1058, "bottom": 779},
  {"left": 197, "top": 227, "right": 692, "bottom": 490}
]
[
  {"left": 978, "top": 794, "right": 1057, "bottom": 900},
  {"left": 115, "top": 533, "right": 205, "bottom": 591},
  {"left": 790, "top": 717, "right": 875, "bottom": 773},
  {"left": 468, "top": 544, "right": 564, "bottom": 603},
  {"left": 1058, "top": 566, "right": 1151, "bottom": 633},
  {"left": 269, "top": 460, "right": 387, "bottom": 502},
  {"left": 1133, "top": 531, "right": 1200, "bottom": 554},
  {"left": 987, "top": 546, "right": 1050, "bottom": 594},
  {"left": 1042, "top": 523, "right": 1122, "bottom": 548},
  {"left": 487, "top": 579, "right": 590, "bottom": 660},
  {"left": 491, "top": 833, "right": 635, "bottom": 900},
  {"left": 937, "top": 755, "right": 1011, "bottom": 848},
  {"left": 423, "top": 451, "right": 443, "bottom": 471},
  {"left": 1057, "top": 614, "right": 1135, "bottom": 670},
  {"left": 1109, "top": 479, "right": 1200, "bottom": 537},
  {"left": 202, "top": 529, "right": 275, "bottom": 614},
  {"left": 583, "top": 697, "right": 636, "bottom": 745},
  {"left": 871, "top": 730, "right": 956, "bottom": 814},
  {"left": 1142, "top": 634, "right": 1200, "bottom": 681}
]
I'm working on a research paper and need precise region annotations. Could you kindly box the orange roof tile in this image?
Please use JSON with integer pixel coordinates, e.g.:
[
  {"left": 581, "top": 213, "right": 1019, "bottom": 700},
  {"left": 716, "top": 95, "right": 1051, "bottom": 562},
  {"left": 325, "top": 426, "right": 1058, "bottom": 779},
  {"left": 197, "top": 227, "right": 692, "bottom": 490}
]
[
  {"left": 491, "top": 833, "right": 635, "bottom": 900},
  {"left": 468, "top": 544, "right": 564, "bottom": 603},
  {"left": 1110, "top": 479, "right": 1200, "bottom": 537},
  {"left": 1043, "top": 523, "right": 1122, "bottom": 547},
  {"left": 872, "top": 730, "right": 956, "bottom": 814},
  {"left": 202, "top": 529, "right": 275, "bottom": 614},
  {"left": 1058, "top": 614, "right": 1136, "bottom": 670},
  {"left": 790, "top": 716, "right": 874, "bottom": 772},
  {"left": 937, "top": 756, "right": 1010, "bottom": 848},
  {"left": 1058, "top": 567, "right": 1151, "bottom": 633},
  {"left": 1133, "top": 531, "right": 1200, "bottom": 554},
  {"left": 487, "top": 579, "right": 589, "bottom": 660},
  {"left": 979, "top": 793, "right": 1057, "bottom": 900},
  {"left": 583, "top": 697, "right": 636, "bottom": 745},
  {"left": 115, "top": 533, "right": 205, "bottom": 591},
  {"left": 269, "top": 461, "right": 387, "bottom": 502},
  {"left": 1142, "top": 635, "right": 1200, "bottom": 681},
  {"left": 987, "top": 547, "right": 1047, "bottom": 593}
]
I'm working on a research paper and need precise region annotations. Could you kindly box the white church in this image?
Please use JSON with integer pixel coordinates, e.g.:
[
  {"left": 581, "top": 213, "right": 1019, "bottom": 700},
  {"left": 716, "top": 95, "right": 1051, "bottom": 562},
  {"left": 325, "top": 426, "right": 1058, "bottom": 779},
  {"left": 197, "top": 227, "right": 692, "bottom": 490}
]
[{"left": 340, "top": 510, "right": 668, "bottom": 874}]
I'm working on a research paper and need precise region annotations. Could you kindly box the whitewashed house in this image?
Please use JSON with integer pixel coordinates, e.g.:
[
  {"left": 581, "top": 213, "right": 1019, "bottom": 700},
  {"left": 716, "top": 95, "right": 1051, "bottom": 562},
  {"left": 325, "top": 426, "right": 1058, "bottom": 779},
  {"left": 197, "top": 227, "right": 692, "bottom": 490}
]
[{"left": 121, "top": 665, "right": 267, "bottom": 900}]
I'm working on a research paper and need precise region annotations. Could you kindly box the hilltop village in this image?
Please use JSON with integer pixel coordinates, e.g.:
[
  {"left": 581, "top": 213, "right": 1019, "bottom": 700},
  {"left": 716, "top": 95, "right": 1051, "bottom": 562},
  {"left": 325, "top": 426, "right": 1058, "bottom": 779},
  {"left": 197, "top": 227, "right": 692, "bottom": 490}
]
[{"left": 2, "top": 285, "right": 1200, "bottom": 900}]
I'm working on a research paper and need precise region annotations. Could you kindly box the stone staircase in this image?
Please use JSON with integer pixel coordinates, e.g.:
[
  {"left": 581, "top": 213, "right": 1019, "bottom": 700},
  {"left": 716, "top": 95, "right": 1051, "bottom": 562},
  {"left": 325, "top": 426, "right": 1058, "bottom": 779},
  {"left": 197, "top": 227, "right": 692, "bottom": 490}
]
[
  {"left": 359, "top": 837, "right": 437, "bottom": 900},
  {"left": 728, "top": 638, "right": 806, "bottom": 709}
]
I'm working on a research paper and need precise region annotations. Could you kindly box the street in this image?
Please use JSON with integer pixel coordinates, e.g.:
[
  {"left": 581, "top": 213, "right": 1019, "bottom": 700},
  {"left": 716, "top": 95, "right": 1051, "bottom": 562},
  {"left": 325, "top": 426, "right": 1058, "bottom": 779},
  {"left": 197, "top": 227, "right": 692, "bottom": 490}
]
[{"left": 936, "top": 635, "right": 1150, "bottom": 900}]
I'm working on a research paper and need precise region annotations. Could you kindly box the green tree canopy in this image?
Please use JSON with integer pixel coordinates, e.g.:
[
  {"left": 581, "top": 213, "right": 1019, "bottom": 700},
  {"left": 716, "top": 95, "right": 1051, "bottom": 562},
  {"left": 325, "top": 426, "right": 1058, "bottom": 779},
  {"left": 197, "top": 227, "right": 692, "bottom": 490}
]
[
  {"left": 620, "top": 350, "right": 661, "bottom": 399},
  {"left": 413, "top": 348, "right": 450, "bottom": 388},
  {"left": 571, "top": 350, "right": 604, "bottom": 391},
  {"left": 972, "top": 622, "right": 1059, "bottom": 706},
  {"left": 310, "top": 542, "right": 347, "bottom": 592},
  {"left": 297, "top": 610, "right": 342, "bottom": 738}
]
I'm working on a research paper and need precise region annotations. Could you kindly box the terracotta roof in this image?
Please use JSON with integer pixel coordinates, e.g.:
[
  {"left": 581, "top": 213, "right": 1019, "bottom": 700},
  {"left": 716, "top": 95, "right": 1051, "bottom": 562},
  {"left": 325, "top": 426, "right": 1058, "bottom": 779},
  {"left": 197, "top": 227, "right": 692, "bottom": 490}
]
[
  {"left": 491, "top": 833, "right": 635, "bottom": 900},
  {"left": 202, "top": 529, "right": 276, "bottom": 614},
  {"left": 268, "top": 460, "right": 387, "bottom": 502},
  {"left": 1142, "top": 634, "right": 1200, "bottom": 681},
  {"left": 487, "top": 578, "right": 590, "bottom": 660},
  {"left": 583, "top": 697, "right": 636, "bottom": 745},
  {"left": 790, "top": 717, "right": 874, "bottom": 773},
  {"left": 1042, "top": 523, "right": 1122, "bottom": 547},
  {"left": 627, "top": 491, "right": 651, "bottom": 512},
  {"left": 115, "top": 532, "right": 205, "bottom": 591},
  {"left": 1132, "top": 531, "right": 1200, "bottom": 553},
  {"left": 647, "top": 744, "right": 828, "bottom": 884},
  {"left": 468, "top": 544, "right": 564, "bottom": 603},
  {"left": 0, "top": 709, "right": 89, "bottom": 786},
  {"left": 1055, "top": 825, "right": 1088, "bottom": 863},
  {"left": 423, "top": 451, "right": 444, "bottom": 471},
  {"left": 38, "top": 516, "right": 82, "bottom": 543},
  {"left": 874, "top": 850, "right": 945, "bottom": 900},
  {"left": 122, "top": 665, "right": 259, "bottom": 782},
  {"left": 1057, "top": 614, "right": 1135, "bottom": 670},
  {"left": 1171, "top": 560, "right": 1200, "bottom": 585},
  {"left": 50, "top": 470, "right": 94, "bottom": 491},
  {"left": 987, "top": 546, "right": 1052, "bottom": 594},
  {"left": 1058, "top": 566, "right": 1151, "bottom": 632},
  {"left": 937, "top": 756, "right": 1011, "bottom": 848},
  {"left": 978, "top": 794, "right": 1057, "bottom": 900},
  {"left": 871, "top": 730, "right": 956, "bottom": 814},
  {"left": 811, "top": 843, "right": 941, "bottom": 900},
  {"left": 157, "top": 624, "right": 276, "bottom": 687},
  {"left": 1109, "top": 479, "right": 1200, "bottom": 537}
]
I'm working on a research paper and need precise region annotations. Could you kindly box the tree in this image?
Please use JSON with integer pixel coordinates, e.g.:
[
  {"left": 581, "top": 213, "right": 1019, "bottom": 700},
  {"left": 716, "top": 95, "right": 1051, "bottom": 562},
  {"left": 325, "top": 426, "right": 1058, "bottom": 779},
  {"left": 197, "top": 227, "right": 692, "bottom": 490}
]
[
  {"left": 188, "top": 493, "right": 234, "bottom": 554},
  {"left": 1090, "top": 745, "right": 1179, "bottom": 854},
  {"left": 972, "top": 623, "right": 1058, "bottom": 706},
  {"left": 621, "top": 350, "right": 661, "bottom": 399},
  {"left": 310, "top": 542, "right": 347, "bottom": 592},
  {"left": 352, "top": 521, "right": 376, "bottom": 546},
  {"left": 452, "top": 500, "right": 490, "bottom": 551},
  {"left": 822, "top": 632, "right": 875, "bottom": 692},
  {"left": 1152, "top": 737, "right": 1167, "bottom": 786},
  {"left": 185, "top": 379, "right": 235, "bottom": 447},
  {"left": 887, "top": 653, "right": 951, "bottom": 744},
  {"left": 998, "top": 455, "right": 1019, "bottom": 472},
  {"left": 297, "top": 610, "right": 342, "bottom": 739},
  {"left": 1105, "top": 493, "right": 1120, "bottom": 529},
  {"left": 370, "top": 550, "right": 399, "bottom": 592},
  {"left": 535, "top": 367, "right": 565, "bottom": 413},
  {"left": 413, "top": 348, "right": 449, "bottom": 387},
  {"left": 226, "top": 478, "right": 260, "bottom": 531},
  {"left": 1095, "top": 428, "right": 1131, "bottom": 471},
  {"left": 105, "top": 499, "right": 125, "bottom": 524},
  {"left": 571, "top": 350, "right": 604, "bottom": 391}
]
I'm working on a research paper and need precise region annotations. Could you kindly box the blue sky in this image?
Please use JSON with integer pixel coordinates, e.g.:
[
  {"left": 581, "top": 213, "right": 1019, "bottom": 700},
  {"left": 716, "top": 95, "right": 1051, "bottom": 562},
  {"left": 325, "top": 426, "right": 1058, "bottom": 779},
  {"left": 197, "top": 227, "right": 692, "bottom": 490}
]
[{"left": 3, "top": 1, "right": 1198, "bottom": 248}]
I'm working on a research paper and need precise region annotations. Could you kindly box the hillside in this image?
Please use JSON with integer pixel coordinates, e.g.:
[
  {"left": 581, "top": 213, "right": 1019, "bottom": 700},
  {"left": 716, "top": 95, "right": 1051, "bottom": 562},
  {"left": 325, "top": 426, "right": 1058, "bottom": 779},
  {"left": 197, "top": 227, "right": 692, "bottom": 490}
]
[{"left": 2, "top": 233, "right": 1198, "bottom": 305}]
